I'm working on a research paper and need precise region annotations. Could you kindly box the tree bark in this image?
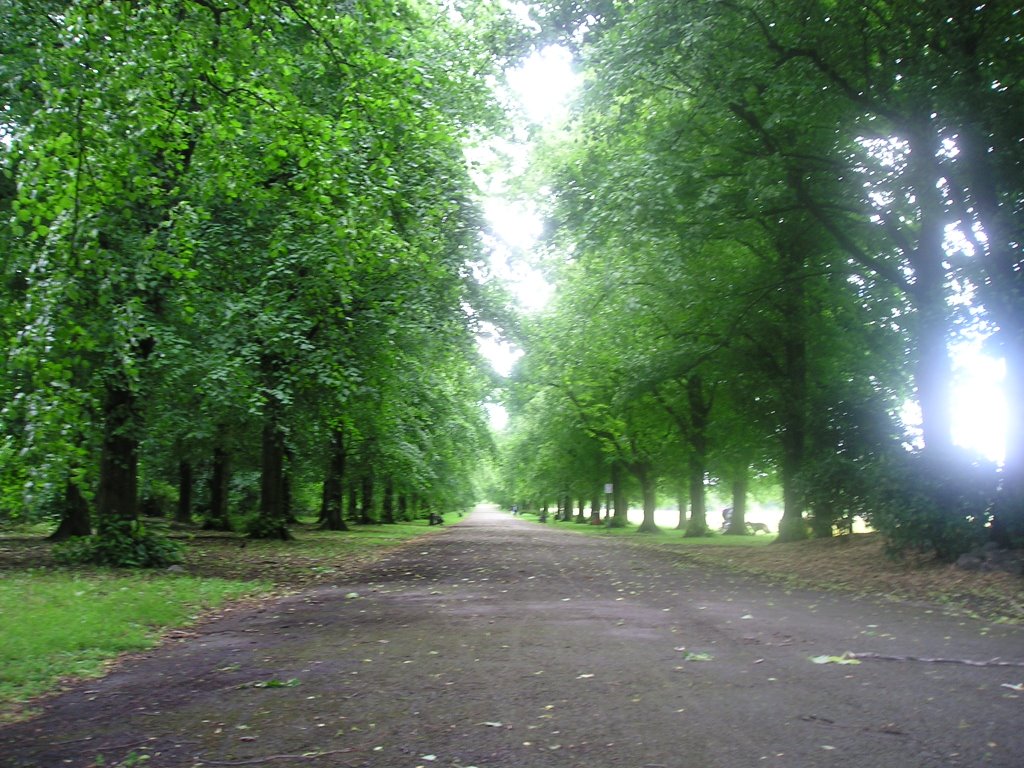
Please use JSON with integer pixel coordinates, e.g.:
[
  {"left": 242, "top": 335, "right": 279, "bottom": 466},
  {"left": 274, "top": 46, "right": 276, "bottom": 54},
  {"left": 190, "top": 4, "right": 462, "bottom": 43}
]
[
  {"left": 675, "top": 480, "right": 688, "bottom": 531},
  {"left": 775, "top": 241, "right": 810, "bottom": 543},
  {"left": 47, "top": 480, "right": 92, "bottom": 540},
  {"left": 257, "top": 408, "right": 291, "bottom": 539},
  {"left": 906, "top": 144, "right": 957, "bottom": 456},
  {"left": 175, "top": 459, "right": 192, "bottom": 525},
  {"left": 382, "top": 477, "right": 396, "bottom": 524},
  {"left": 634, "top": 462, "right": 659, "bottom": 533},
  {"left": 96, "top": 382, "right": 139, "bottom": 523},
  {"left": 204, "top": 442, "right": 231, "bottom": 531},
  {"left": 611, "top": 461, "right": 628, "bottom": 527},
  {"left": 992, "top": 347, "right": 1024, "bottom": 544},
  {"left": 360, "top": 472, "right": 375, "bottom": 524},
  {"left": 347, "top": 482, "right": 359, "bottom": 523},
  {"left": 684, "top": 374, "right": 710, "bottom": 537},
  {"left": 725, "top": 470, "right": 749, "bottom": 536},
  {"left": 321, "top": 428, "right": 348, "bottom": 531}
]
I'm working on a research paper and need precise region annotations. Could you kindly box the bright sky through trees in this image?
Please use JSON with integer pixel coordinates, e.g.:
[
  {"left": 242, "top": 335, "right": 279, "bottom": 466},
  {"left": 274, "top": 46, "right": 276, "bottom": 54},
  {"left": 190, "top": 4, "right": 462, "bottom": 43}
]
[{"left": 476, "top": 43, "right": 578, "bottom": 425}]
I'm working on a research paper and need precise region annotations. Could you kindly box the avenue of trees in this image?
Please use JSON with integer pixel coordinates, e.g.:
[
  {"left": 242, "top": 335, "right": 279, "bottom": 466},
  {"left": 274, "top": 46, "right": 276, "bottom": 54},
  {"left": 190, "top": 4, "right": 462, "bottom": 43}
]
[
  {"left": 2, "top": 0, "right": 1021, "bottom": 567},
  {"left": 0, "top": 0, "right": 526, "bottom": 562},
  {"left": 495, "top": 0, "right": 1023, "bottom": 559}
]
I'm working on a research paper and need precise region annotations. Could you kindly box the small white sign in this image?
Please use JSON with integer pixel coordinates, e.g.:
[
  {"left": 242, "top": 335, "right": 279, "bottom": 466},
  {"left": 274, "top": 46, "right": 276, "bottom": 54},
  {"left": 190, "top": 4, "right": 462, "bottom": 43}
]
[{"left": 604, "top": 483, "right": 613, "bottom": 494}]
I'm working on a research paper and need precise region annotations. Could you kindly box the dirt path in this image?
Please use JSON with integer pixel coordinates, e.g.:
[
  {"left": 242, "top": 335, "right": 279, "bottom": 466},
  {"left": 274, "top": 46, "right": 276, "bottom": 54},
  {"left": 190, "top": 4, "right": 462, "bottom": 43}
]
[{"left": 3, "top": 506, "right": 1022, "bottom": 768}]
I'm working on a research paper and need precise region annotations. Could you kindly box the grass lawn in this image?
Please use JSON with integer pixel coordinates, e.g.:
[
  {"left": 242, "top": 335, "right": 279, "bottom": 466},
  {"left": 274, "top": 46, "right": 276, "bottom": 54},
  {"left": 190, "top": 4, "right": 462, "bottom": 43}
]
[
  {"left": 0, "top": 571, "right": 262, "bottom": 720},
  {"left": 0, "top": 512, "right": 458, "bottom": 721}
]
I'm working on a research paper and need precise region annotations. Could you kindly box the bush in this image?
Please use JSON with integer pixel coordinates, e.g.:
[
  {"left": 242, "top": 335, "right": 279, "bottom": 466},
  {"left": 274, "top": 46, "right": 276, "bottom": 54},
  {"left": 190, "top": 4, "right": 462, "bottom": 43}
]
[
  {"left": 53, "top": 518, "right": 184, "bottom": 568},
  {"left": 242, "top": 514, "right": 293, "bottom": 540},
  {"left": 866, "top": 450, "right": 996, "bottom": 562}
]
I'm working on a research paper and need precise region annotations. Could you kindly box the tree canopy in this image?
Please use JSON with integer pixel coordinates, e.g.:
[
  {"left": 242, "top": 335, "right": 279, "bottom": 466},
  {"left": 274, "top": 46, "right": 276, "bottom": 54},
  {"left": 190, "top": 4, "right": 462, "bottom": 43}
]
[
  {"left": 2, "top": 0, "right": 1021, "bottom": 564},
  {"left": 496, "top": 0, "right": 1022, "bottom": 557},
  {"left": 1, "top": 0, "right": 525, "bottom": 557}
]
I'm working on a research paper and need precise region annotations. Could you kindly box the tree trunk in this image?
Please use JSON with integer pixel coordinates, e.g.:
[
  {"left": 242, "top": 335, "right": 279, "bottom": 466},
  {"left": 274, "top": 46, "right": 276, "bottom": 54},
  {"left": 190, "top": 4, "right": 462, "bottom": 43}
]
[
  {"left": 281, "top": 445, "right": 297, "bottom": 524},
  {"left": 777, "top": 392, "right": 808, "bottom": 541},
  {"left": 725, "top": 470, "right": 749, "bottom": 535},
  {"left": 634, "top": 463, "right": 659, "bottom": 533},
  {"left": 321, "top": 429, "right": 348, "bottom": 531},
  {"left": 399, "top": 493, "right": 409, "bottom": 522},
  {"left": 775, "top": 243, "right": 810, "bottom": 543},
  {"left": 611, "top": 461, "right": 628, "bottom": 527},
  {"left": 47, "top": 480, "right": 92, "bottom": 540},
  {"left": 684, "top": 374, "right": 710, "bottom": 538},
  {"left": 96, "top": 382, "right": 139, "bottom": 523},
  {"left": 204, "top": 443, "right": 232, "bottom": 531},
  {"left": 382, "top": 477, "right": 395, "bottom": 524},
  {"left": 347, "top": 482, "right": 359, "bottom": 523},
  {"left": 992, "top": 344, "right": 1024, "bottom": 544},
  {"left": 675, "top": 480, "right": 688, "bottom": 531},
  {"left": 953, "top": 121, "right": 1024, "bottom": 543},
  {"left": 257, "top": 409, "right": 291, "bottom": 539},
  {"left": 175, "top": 459, "right": 192, "bottom": 525},
  {"left": 360, "top": 472, "right": 375, "bottom": 524},
  {"left": 590, "top": 491, "right": 602, "bottom": 524},
  {"left": 575, "top": 497, "right": 586, "bottom": 522},
  {"left": 683, "top": 452, "right": 708, "bottom": 537}
]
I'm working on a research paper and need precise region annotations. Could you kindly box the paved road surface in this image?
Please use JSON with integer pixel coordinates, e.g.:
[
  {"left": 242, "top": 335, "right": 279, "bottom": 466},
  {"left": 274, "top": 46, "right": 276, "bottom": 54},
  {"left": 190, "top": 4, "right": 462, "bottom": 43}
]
[{"left": 3, "top": 506, "right": 1022, "bottom": 767}]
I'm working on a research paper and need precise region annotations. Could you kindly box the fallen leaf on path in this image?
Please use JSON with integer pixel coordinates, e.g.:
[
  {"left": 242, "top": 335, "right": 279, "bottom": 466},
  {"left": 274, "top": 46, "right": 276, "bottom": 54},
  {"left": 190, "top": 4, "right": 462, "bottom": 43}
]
[
  {"left": 809, "top": 655, "right": 861, "bottom": 665},
  {"left": 1000, "top": 683, "right": 1024, "bottom": 691}
]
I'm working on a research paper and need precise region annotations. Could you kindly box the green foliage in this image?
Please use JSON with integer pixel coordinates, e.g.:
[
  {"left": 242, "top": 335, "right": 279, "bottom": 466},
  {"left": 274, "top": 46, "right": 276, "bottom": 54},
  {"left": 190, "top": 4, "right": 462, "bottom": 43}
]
[
  {"left": 867, "top": 452, "right": 996, "bottom": 562},
  {"left": 53, "top": 520, "right": 183, "bottom": 568},
  {"left": 242, "top": 514, "right": 292, "bottom": 541},
  {"left": 1, "top": 0, "right": 520, "bottom": 560}
]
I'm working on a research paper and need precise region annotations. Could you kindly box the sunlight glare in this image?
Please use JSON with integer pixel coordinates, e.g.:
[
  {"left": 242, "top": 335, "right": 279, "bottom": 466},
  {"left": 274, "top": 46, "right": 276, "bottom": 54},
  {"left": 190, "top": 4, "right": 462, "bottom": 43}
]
[{"left": 951, "top": 346, "right": 1006, "bottom": 463}]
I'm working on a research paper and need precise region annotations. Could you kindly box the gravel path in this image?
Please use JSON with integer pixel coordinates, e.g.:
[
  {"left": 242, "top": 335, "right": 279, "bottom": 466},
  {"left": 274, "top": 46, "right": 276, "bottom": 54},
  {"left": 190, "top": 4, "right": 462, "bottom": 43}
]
[{"left": 3, "top": 506, "right": 1022, "bottom": 768}]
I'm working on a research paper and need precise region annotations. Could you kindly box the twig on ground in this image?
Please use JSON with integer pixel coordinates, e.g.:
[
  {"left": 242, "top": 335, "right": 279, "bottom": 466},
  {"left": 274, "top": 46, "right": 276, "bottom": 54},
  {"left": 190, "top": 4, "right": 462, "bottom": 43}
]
[
  {"left": 195, "top": 748, "right": 356, "bottom": 766},
  {"left": 847, "top": 652, "right": 1024, "bottom": 667}
]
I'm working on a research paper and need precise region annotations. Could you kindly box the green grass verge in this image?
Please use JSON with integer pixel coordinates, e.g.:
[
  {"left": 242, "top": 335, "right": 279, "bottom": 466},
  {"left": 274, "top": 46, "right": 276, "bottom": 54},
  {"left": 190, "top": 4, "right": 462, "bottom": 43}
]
[
  {"left": 0, "top": 512, "right": 461, "bottom": 720},
  {"left": 0, "top": 571, "right": 264, "bottom": 719}
]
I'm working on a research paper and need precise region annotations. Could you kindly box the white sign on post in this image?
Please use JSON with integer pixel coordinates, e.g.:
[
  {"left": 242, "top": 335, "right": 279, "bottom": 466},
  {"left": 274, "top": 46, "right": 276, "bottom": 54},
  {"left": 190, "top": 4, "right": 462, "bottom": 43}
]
[{"left": 604, "top": 483, "right": 613, "bottom": 494}]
